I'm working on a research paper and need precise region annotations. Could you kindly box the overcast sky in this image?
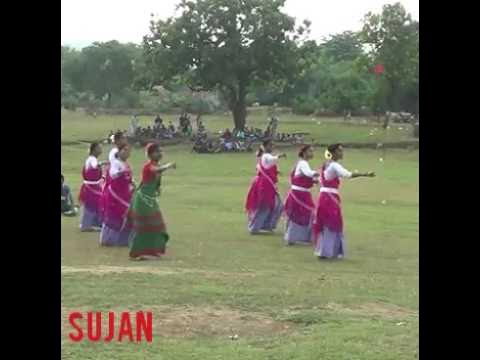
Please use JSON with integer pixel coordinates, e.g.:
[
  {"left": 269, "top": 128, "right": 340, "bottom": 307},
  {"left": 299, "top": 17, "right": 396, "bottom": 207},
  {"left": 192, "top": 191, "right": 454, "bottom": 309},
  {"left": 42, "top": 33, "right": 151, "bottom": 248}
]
[{"left": 61, "top": 0, "right": 419, "bottom": 48}]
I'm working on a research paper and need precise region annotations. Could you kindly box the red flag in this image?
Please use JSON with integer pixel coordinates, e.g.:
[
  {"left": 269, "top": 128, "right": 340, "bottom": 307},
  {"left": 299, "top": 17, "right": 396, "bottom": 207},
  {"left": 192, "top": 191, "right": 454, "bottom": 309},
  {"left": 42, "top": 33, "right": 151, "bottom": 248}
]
[{"left": 374, "top": 64, "right": 385, "bottom": 75}]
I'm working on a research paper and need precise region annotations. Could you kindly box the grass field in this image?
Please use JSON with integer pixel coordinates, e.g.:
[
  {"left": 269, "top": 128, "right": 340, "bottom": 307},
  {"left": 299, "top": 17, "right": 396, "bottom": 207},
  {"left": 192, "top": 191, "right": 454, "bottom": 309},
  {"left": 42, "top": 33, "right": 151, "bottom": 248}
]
[{"left": 61, "top": 111, "right": 419, "bottom": 359}]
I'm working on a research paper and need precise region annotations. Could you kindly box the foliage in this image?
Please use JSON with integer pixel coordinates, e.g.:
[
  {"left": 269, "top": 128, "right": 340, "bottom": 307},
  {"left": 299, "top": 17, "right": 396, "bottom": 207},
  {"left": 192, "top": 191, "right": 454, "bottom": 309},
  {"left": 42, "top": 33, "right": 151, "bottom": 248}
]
[
  {"left": 143, "top": 0, "right": 309, "bottom": 129},
  {"left": 292, "top": 95, "right": 318, "bottom": 115},
  {"left": 60, "top": 2, "right": 418, "bottom": 119},
  {"left": 321, "top": 31, "right": 363, "bottom": 62},
  {"left": 290, "top": 48, "right": 376, "bottom": 114},
  {"left": 360, "top": 2, "right": 419, "bottom": 113}
]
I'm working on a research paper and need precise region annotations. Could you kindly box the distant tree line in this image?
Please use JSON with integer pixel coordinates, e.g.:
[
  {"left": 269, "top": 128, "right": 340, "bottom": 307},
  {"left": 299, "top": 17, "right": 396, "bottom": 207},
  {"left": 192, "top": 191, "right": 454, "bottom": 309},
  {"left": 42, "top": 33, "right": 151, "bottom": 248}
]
[{"left": 61, "top": 1, "right": 418, "bottom": 129}]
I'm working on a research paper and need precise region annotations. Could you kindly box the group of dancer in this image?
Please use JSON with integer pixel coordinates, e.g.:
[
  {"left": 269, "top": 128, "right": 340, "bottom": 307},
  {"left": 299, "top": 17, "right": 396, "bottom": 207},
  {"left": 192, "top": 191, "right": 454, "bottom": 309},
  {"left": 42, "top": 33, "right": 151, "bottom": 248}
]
[
  {"left": 71, "top": 131, "right": 374, "bottom": 261},
  {"left": 77, "top": 131, "right": 176, "bottom": 260},
  {"left": 245, "top": 139, "right": 375, "bottom": 259}
]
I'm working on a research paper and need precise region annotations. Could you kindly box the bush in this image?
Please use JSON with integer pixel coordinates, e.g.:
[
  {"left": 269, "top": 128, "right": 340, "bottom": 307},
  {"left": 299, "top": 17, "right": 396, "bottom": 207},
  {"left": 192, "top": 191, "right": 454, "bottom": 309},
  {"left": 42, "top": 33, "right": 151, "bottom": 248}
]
[
  {"left": 186, "top": 98, "right": 213, "bottom": 114},
  {"left": 292, "top": 96, "right": 318, "bottom": 115},
  {"left": 76, "top": 92, "right": 101, "bottom": 108},
  {"left": 62, "top": 96, "right": 78, "bottom": 111},
  {"left": 110, "top": 89, "right": 141, "bottom": 109},
  {"left": 123, "top": 89, "right": 141, "bottom": 108}
]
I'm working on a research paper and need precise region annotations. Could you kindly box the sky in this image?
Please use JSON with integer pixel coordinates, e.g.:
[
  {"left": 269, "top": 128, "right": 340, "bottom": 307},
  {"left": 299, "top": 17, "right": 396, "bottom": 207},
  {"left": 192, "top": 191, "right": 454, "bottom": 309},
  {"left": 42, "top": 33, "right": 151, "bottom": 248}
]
[{"left": 61, "top": 0, "right": 419, "bottom": 48}]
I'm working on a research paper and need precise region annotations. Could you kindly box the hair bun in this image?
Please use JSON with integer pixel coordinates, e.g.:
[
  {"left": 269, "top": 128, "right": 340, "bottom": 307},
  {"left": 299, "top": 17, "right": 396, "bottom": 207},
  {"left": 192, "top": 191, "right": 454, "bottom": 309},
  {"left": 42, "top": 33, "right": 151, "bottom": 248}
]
[{"left": 298, "top": 144, "right": 311, "bottom": 158}]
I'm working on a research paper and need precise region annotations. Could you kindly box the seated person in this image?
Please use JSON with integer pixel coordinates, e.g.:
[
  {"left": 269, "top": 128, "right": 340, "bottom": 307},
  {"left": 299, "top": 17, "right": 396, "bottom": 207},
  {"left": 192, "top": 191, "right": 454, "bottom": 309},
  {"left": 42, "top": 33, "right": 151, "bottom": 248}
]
[
  {"left": 208, "top": 140, "right": 217, "bottom": 153},
  {"left": 154, "top": 114, "right": 163, "bottom": 126},
  {"left": 168, "top": 121, "right": 176, "bottom": 133},
  {"left": 182, "top": 123, "right": 193, "bottom": 137},
  {"left": 146, "top": 126, "right": 153, "bottom": 137},
  {"left": 222, "top": 139, "right": 234, "bottom": 151},
  {"left": 179, "top": 112, "right": 189, "bottom": 127},
  {"left": 61, "top": 174, "right": 78, "bottom": 216},
  {"left": 221, "top": 128, "right": 233, "bottom": 140},
  {"left": 237, "top": 129, "right": 245, "bottom": 140}
]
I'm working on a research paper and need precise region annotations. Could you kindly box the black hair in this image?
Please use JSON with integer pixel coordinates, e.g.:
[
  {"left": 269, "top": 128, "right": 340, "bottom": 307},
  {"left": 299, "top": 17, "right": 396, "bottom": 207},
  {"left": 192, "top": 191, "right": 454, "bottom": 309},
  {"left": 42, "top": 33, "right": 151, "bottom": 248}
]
[
  {"left": 116, "top": 143, "right": 129, "bottom": 158},
  {"left": 327, "top": 143, "right": 343, "bottom": 154},
  {"left": 113, "top": 131, "right": 125, "bottom": 143},
  {"left": 147, "top": 143, "right": 161, "bottom": 157},
  {"left": 298, "top": 144, "right": 312, "bottom": 158},
  {"left": 257, "top": 139, "right": 272, "bottom": 157},
  {"left": 89, "top": 142, "right": 100, "bottom": 155}
]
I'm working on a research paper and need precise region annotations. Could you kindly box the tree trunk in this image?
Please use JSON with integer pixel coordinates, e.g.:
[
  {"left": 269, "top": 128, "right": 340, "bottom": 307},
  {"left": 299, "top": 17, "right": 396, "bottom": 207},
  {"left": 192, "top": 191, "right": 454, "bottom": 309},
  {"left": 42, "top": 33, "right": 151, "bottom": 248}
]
[
  {"left": 227, "top": 82, "right": 247, "bottom": 131},
  {"left": 232, "top": 101, "right": 246, "bottom": 130}
]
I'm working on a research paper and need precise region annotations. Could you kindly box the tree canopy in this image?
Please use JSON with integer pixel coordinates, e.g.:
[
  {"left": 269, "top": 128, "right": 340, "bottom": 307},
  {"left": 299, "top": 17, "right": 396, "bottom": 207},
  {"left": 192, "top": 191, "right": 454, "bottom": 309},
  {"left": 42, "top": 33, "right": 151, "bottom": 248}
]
[
  {"left": 60, "top": 1, "right": 418, "bottom": 122},
  {"left": 360, "top": 2, "right": 419, "bottom": 114},
  {"left": 143, "top": 0, "right": 310, "bottom": 129}
]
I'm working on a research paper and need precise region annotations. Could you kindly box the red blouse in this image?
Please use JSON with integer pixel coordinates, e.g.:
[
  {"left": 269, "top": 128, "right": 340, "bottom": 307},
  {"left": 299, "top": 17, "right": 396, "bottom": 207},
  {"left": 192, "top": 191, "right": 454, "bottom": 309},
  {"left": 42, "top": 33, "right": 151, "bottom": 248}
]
[{"left": 141, "top": 161, "right": 157, "bottom": 184}]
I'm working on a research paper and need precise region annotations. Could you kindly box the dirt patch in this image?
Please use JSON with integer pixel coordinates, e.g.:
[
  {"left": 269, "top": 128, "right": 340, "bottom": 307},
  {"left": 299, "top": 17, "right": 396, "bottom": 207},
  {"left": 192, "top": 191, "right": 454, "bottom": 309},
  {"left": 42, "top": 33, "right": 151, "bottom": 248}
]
[
  {"left": 324, "top": 302, "right": 418, "bottom": 320},
  {"left": 153, "top": 306, "right": 293, "bottom": 338},
  {"left": 62, "top": 265, "right": 178, "bottom": 276},
  {"left": 61, "top": 305, "right": 294, "bottom": 339},
  {"left": 61, "top": 265, "right": 257, "bottom": 279}
]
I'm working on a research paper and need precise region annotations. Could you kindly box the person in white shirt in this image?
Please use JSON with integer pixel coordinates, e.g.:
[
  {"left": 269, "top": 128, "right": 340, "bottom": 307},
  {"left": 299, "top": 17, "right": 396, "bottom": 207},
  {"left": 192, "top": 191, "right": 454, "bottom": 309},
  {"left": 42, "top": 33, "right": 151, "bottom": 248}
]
[
  {"left": 245, "top": 139, "right": 286, "bottom": 234},
  {"left": 313, "top": 143, "right": 375, "bottom": 260},
  {"left": 128, "top": 115, "right": 139, "bottom": 137},
  {"left": 102, "top": 132, "right": 128, "bottom": 231},
  {"left": 284, "top": 145, "right": 320, "bottom": 245},
  {"left": 108, "top": 131, "right": 127, "bottom": 163}
]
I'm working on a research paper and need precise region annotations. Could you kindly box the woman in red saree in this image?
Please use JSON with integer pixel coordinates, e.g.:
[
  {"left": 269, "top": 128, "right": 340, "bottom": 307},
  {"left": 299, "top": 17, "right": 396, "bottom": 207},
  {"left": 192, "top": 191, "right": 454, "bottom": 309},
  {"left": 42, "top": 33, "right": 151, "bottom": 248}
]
[
  {"left": 79, "top": 142, "right": 107, "bottom": 232},
  {"left": 100, "top": 144, "right": 135, "bottom": 246},
  {"left": 284, "top": 145, "right": 319, "bottom": 245},
  {"left": 245, "top": 139, "right": 286, "bottom": 234},
  {"left": 313, "top": 144, "right": 375, "bottom": 259},
  {"left": 101, "top": 131, "right": 127, "bottom": 222}
]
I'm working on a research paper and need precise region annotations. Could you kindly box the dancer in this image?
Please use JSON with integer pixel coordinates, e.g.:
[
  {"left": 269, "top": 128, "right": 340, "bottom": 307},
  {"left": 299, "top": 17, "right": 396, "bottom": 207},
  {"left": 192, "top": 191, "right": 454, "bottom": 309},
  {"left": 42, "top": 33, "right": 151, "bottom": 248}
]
[
  {"left": 128, "top": 143, "right": 176, "bottom": 260},
  {"left": 245, "top": 139, "right": 286, "bottom": 234},
  {"left": 101, "top": 131, "right": 128, "bottom": 219},
  {"left": 313, "top": 144, "right": 375, "bottom": 259},
  {"left": 79, "top": 142, "right": 106, "bottom": 231},
  {"left": 284, "top": 145, "right": 319, "bottom": 245},
  {"left": 100, "top": 144, "right": 135, "bottom": 246},
  {"left": 108, "top": 131, "right": 127, "bottom": 163}
]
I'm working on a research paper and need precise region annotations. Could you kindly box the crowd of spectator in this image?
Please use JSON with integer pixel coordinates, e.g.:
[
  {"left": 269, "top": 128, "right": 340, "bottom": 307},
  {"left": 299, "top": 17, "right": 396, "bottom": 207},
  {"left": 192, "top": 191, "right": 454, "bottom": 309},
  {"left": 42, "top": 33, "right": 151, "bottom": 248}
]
[{"left": 106, "top": 114, "right": 309, "bottom": 152}]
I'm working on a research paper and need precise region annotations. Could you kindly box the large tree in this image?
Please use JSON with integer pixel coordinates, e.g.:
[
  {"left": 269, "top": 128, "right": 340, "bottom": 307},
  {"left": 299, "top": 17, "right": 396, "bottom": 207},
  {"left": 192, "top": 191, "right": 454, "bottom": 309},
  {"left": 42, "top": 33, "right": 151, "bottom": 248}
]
[
  {"left": 81, "top": 41, "right": 139, "bottom": 102},
  {"left": 143, "top": 0, "right": 309, "bottom": 129},
  {"left": 321, "top": 31, "right": 363, "bottom": 62},
  {"left": 360, "top": 2, "right": 419, "bottom": 115},
  {"left": 62, "top": 41, "right": 141, "bottom": 106}
]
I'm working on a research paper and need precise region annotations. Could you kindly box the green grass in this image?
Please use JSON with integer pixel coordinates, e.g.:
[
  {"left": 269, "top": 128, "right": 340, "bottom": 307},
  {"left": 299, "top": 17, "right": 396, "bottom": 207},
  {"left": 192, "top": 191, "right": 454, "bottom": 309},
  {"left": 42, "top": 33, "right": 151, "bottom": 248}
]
[{"left": 61, "top": 112, "right": 418, "bottom": 359}]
